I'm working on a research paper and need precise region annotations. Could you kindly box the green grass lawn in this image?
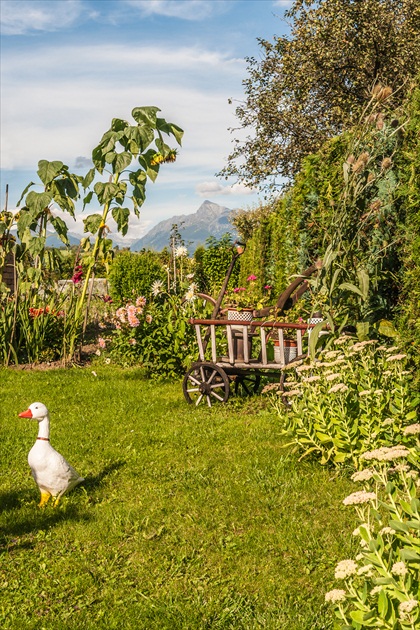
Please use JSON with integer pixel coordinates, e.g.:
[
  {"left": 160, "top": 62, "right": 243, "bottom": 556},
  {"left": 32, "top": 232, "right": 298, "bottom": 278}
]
[{"left": 1, "top": 366, "right": 357, "bottom": 629}]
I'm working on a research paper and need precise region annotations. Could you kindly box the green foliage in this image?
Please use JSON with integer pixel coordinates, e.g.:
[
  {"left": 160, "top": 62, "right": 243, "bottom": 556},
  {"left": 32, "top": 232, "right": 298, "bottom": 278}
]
[
  {"left": 396, "top": 81, "right": 420, "bottom": 370},
  {"left": 272, "top": 339, "right": 419, "bottom": 468},
  {"left": 221, "top": 0, "right": 420, "bottom": 187},
  {"left": 194, "top": 234, "right": 239, "bottom": 296},
  {"left": 326, "top": 459, "right": 420, "bottom": 629},
  {"left": 109, "top": 250, "right": 166, "bottom": 303}
]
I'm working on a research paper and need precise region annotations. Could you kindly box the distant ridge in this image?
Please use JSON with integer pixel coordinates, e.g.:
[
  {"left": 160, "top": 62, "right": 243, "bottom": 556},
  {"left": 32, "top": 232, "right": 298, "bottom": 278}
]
[{"left": 130, "top": 200, "right": 237, "bottom": 253}]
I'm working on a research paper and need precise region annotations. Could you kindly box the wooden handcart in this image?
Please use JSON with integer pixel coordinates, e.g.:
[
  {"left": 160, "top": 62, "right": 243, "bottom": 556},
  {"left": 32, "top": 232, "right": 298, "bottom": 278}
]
[{"left": 182, "top": 242, "right": 323, "bottom": 406}]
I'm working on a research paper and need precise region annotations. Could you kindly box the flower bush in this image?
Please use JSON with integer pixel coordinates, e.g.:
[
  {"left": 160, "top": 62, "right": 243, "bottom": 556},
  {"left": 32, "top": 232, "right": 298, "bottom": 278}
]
[
  {"left": 325, "top": 444, "right": 420, "bottom": 629},
  {"left": 271, "top": 338, "right": 419, "bottom": 467},
  {"left": 97, "top": 282, "right": 212, "bottom": 379}
]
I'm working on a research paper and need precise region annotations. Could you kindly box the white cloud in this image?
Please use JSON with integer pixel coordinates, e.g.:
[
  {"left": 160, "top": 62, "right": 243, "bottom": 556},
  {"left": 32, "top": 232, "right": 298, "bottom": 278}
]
[
  {"left": 273, "top": 1, "right": 293, "bottom": 6},
  {"left": 0, "top": 0, "right": 85, "bottom": 35},
  {"left": 1, "top": 42, "right": 245, "bottom": 172},
  {"left": 196, "top": 181, "right": 256, "bottom": 197},
  {"left": 123, "top": 0, "right": 228, "bottom": 21}
]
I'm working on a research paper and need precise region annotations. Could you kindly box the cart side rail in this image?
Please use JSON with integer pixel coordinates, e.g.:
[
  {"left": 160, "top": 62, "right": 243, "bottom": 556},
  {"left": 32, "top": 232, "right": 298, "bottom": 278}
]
[{"left": 189, "top": 319, "right": 323, "bottom": 367}]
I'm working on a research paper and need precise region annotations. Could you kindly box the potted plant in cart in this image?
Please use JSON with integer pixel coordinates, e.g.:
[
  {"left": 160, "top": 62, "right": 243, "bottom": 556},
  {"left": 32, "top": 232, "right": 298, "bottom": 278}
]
[{"left": 225, "top": 275, "right": 273, "bottom": 323}]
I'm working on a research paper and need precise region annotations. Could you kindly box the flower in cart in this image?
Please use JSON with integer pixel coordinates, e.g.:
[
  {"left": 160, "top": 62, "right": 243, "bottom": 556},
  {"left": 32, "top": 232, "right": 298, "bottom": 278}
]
[{"left": 226, "top": 275, "right": 273, "bottom": 310}]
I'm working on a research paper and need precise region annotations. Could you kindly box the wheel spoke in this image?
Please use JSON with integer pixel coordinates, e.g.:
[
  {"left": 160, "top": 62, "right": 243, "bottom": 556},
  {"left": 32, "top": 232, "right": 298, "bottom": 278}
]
[
  {"left": 186, "top": 387, "right": 200, "bottom": 393},
  {"left": 210, "top": 382, "right": 225, "bottom": 390},
  {"left": 195, "top": 393, "right": 204, "bottom": 407},
  {"left": 188, "top": 374, "right": 201, "bottom": 386},
  {"left": 206, "top": 370, "right": 217, "bottom": 385},
  {"left": 206, "top": 395, "right": 212, "bottom": 407},
  {"left": 210, "top": 390, "right": 224, "bottom": 402}
]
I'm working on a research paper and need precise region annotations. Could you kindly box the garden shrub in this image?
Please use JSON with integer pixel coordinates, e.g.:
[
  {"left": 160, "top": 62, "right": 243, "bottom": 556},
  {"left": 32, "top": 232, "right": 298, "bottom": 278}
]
[
  {"left": 396, "top": 79, "right": 420, "bottom": 368},
  {"left": 194, "top": 234, "right": 239, "bottom": 297},
  {"left": 109, "top": 250, "right": 166, "bottom": 303},
  {"left": 271, "top": 338, "right": 419, "bottom": 468}
]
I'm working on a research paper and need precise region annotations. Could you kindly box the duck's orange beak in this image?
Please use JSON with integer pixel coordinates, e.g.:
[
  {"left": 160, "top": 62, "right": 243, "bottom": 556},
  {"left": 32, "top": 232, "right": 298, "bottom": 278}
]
[{"left": 18, "top": 409, "right": 33, "bottom": 418}]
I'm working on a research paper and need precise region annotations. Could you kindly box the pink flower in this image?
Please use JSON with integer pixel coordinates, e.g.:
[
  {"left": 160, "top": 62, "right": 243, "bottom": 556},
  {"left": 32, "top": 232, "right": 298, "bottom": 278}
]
[
  {"left": 145, "top": 314, "right": 152, "bottom": 324},
  {"left": 98, "top": 337, "right": 106, "bottom": 348},
  {"left": 264, "top": 285, "right": 272, "bottom": 290},
  {"left": 247, "top": 274, "right": 257, "bottom": 282},
  {"left": 233, "top": 287, "right": 246, "bottom": 293},
  {"left": 116, "top": 307, "right": 127, "bottom": 323},
  {"left": 129, "top": 338, "right": 137, "bottom": 346},
  {"left": 136, "top": 296, "right": 147, "bottom": 308}
]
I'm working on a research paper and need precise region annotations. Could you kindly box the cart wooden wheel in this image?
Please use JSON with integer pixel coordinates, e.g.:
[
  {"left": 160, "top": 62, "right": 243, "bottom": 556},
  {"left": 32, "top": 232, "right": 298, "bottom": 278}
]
[
  {"left": 233, "top": 373, "right": 261, "bottom": 397},
  {"left": 183, "top": 362, "right": 230, "bottom": 407}
]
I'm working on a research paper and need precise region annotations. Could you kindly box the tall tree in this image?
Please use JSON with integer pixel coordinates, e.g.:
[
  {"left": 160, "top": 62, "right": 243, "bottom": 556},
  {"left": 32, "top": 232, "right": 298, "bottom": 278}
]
[{"left": 220, "top": 0, "right": 420, "bottom": 190}]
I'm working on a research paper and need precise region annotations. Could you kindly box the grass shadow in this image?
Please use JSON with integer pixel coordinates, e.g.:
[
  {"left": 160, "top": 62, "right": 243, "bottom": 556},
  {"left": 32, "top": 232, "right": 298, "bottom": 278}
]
[
  {"left": 80, "top": 459, "right": 126, "bottom": 492},
  {"left": 0, "top": 498, "right": 91, "bottom": 553}
]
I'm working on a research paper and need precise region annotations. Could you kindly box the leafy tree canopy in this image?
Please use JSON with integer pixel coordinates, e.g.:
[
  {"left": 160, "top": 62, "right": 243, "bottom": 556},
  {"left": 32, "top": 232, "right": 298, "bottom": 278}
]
[{"left": 220, "top": 0, "right": 420, "bottom": 190}]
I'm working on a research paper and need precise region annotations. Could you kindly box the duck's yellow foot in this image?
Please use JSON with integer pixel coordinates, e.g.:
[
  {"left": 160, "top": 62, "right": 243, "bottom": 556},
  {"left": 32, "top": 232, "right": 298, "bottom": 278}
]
[
  {"left": 38, "top": 491, "right": 52, "bottom": 507},
  {"left": 52, "top": 496, "right": 61, "bottom": 508}
]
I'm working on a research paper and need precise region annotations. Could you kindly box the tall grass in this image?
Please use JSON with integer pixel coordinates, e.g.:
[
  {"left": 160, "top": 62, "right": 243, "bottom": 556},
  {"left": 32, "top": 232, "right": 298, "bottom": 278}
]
[{"left": 1, "top": 366, "right": 356, "bottom": 629}]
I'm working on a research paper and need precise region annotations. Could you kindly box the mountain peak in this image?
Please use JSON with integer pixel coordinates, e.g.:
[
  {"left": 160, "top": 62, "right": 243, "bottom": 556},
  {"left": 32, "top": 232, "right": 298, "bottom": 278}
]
[{"left": 130, "top": 200, "right": 237, "bottom": 253}]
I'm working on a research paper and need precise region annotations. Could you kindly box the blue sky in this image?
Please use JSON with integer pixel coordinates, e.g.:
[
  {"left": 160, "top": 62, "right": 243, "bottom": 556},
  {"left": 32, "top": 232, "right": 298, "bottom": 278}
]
[{"left": 1, "top": 0, "right": 292, "bottom": 243}]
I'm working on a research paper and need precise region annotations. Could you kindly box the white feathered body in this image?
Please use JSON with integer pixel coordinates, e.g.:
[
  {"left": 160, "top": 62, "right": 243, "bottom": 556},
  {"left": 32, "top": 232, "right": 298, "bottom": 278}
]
[{"left": 28, "top": 440, "right": 84, "bottom": 499}]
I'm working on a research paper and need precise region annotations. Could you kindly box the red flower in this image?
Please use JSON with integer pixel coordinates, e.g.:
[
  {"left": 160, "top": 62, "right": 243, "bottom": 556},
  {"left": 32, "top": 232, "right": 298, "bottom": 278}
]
[{"left": 71, "top": 265, "right": 83, "bottom": 284}]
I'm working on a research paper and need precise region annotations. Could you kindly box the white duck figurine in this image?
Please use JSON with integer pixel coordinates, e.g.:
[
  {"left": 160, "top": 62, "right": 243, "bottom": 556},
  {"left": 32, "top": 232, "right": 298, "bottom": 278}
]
[{"left": 18, "top": 402, "right": 84, "bottom": 507}]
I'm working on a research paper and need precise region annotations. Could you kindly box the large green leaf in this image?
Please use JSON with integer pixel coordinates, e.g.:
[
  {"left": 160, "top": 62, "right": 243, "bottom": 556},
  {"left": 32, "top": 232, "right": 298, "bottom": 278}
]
[
  {"left": 49, "top": 215, "right": 69, "bottom": 245},
  {"left": 138, "top": 150, "right": 160, "bottom": 182},
  {"left": 356, "top": 321, "right": 370, "bottom": 341},
  {"left": 339, "top": 282, "right": 364, "bottom": 298},
  {"left": 111, "top": 206, "right": 130, "bottom": 236},
  {"left": 16, "top": 182, "right": 35, "bottom": 207},
  {"left": 309, "top": 320, "right": 326, "bottom": 359},
  {"left": 25, "top": 191, "right": 53, "bottom": 215},
  {"left": 377, "top": 319, "right": 399, "bottom": 338},
  {"left": 83, "top": 213, "right": 102, "bottom": 234},
  {"left": 132, "top": 106, "right": 160, "bottom": 127},
  {"left": 83, "top": 167, "right": 96, "bottom": 189},
  {"left": 37, "top": 160, "right": 64, "bottom": 185},
  {"left": 113, "top": 152, "right": 132, "bottom": 174},
  {"left": 357, "top": 267, "right": 369, "bottom": 301},
  {"left": 94, "top": 182, "right": 120, "bottom": 205},
  {"left": 156, "top": 118, "right": 184, "bottom": 145}
]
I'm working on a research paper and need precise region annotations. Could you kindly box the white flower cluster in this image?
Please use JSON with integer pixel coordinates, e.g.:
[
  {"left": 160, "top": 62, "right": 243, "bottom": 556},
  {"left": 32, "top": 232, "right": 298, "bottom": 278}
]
[
  {"left": 391, "top": 561, "right": 408, "bottom": 577},
  {"left": 335, "top": 559, "right": 357, "bottom": 579},
  {"left": 399, "top": 599, "right": 418, "bottom": 619},
  {"left": 325, "top": 372, "right": 341, "bottom": 381},
  {"left": 403, "top": 423, "right": 420, "bottom": 435},
  {"left": 361, "top": 446, "right": 410, "bottom": 461},
  {"left": 343, "top": 491, "right": 376, "bottom": 505},
  {"left": 386, "top": 353, "right": 407, "bottom": 362},
  {"left": 351, "top": 469, "right": 374, "bottom": 482},
  {"left": 328, "top": 383, "right": 349, "bottom": 394},
  {"left": 174, "top": 245, "right": 188, "bottom": 258},
  {"left": 325, "top": 589, "right": 347, "bottom": 603}
]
